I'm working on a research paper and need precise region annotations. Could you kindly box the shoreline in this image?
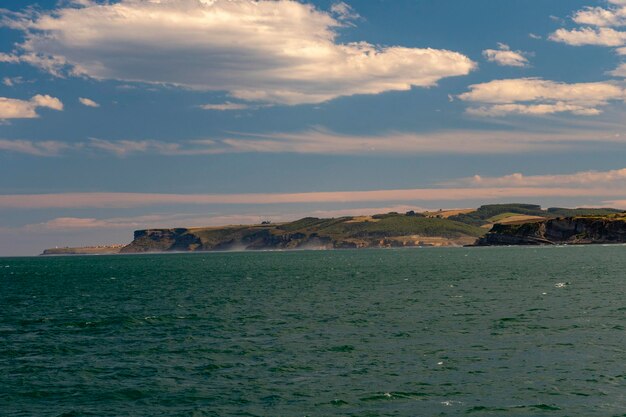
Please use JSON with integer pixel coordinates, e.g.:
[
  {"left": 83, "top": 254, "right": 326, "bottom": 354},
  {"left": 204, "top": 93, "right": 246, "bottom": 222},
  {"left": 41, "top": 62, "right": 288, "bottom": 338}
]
[{"left": 16, "top": 241, "right": 625, "bottom": 259}]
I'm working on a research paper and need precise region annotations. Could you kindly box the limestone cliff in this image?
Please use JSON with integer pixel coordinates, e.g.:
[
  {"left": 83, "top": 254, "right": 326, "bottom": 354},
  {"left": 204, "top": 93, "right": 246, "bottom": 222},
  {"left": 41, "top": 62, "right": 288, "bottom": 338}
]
[{"left": 475, "top": 216, "right": 626, "bottom": 246}]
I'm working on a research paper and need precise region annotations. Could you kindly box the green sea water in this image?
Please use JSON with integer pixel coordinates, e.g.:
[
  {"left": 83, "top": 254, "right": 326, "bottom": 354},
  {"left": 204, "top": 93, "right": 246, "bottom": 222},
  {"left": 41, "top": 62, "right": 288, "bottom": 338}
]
[{"left": 1, "top": 246, "right": 625, "bottom": 416}]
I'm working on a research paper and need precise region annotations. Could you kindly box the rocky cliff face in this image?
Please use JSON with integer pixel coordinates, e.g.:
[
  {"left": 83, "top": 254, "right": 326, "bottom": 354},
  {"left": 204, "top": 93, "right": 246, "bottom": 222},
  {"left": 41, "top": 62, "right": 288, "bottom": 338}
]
[
  {"left": 120, "top": 229, "right": 202, "bottom": 253},
  {"left": 475, "top": 216, "right": 626, "bottom": 246},
  {"left": 120, "top": 215, "right": 482, "bottom": 253},
  {"left": 121, "top": 227, "right": 377, "bottom": 253}
]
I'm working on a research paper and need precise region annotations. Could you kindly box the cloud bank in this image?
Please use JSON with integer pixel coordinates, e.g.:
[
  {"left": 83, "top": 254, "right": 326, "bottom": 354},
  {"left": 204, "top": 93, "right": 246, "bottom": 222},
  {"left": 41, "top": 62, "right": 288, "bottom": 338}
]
[
  {"left": 0, "top": 187, "right": 624, "bottom": 210},
  {"left": 1, "top": 0, "right": 475, "bottom": 105},
  {"left": 2, "top": 128, "right": 626, "bottom": 157}
]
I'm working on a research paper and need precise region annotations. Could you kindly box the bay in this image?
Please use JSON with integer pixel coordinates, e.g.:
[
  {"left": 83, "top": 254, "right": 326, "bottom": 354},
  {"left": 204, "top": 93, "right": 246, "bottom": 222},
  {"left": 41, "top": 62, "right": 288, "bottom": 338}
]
[{"left": 1, "top": 246, "right": 625, "bottom": 416}]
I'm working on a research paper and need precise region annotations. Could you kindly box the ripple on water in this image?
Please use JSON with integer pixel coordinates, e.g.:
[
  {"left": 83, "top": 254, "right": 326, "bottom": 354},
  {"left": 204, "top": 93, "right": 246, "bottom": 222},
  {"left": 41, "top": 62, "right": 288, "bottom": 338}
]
[{"left": 1, "top": 247, "right": 625, "bottom": 416}]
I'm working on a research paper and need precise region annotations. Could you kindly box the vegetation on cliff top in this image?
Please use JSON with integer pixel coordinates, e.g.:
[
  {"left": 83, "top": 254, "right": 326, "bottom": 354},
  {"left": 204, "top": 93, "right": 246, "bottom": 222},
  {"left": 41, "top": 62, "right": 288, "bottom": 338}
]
[
  {"left": 449, "top": 204, "right": 623, "bottom": 226},
  {"left": 118, "top": 212, "right": 486, "bottom": 253}
]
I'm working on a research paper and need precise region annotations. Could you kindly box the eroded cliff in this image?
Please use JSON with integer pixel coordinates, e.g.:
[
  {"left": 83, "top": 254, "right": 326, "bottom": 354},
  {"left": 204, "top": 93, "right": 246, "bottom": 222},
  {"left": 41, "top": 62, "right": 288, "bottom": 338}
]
[
  {"left": 120, "top": 214, "right": 484, "bottom": 253},
  {"left": 475, "top": 216, "right": 626, "bottom": 246}
]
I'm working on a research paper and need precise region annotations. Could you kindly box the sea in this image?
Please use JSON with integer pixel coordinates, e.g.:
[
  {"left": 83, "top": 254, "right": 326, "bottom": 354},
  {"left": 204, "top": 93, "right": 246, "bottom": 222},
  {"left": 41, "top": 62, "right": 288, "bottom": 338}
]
[{"left": 1, "top": 246, "right": 625, "bottom": 417}]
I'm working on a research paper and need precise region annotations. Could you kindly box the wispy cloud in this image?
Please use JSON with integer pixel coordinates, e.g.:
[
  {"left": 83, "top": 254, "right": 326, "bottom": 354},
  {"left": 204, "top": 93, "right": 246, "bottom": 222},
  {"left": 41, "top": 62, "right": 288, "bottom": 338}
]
[
  {"left": 87, "top": 138, "right": 181, "bottom": 157},
  {"left": 1, "top": 186, "right": 625, "bottom": 210},
  {"left": 446, "top": 167, "right": 626, "bottom": 188},
  {"left": 0, "top": 0, "right": 475, "bottom": 105},
  {"left": 24, "top": 213, "right": 274, "bottom": 231},
  {"left": 78, "top": 97, "right": 99, "bottom": 108},
  {"left": 2, "top": 76, "right": 25, "bottom": 87},
  {"left": 604, "top": 199, "right": 626, "bottom": 208},
  {"left": 0, "top": 139, "right": 71, "bottom": 156},
  {"left": 199, "top": 102, "right": 250, "bottom": 111},
  {"left": 330, "top": 2, "right": 361, "bottom": 22},
  {"left": 3, "top": 126, "right": 626, "bottom": 157}
]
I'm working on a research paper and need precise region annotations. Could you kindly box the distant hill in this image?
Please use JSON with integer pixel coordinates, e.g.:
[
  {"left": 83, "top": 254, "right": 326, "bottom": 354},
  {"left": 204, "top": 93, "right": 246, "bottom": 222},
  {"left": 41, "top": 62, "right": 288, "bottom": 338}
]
[
  {"left": 41, "top": 245, "right": 124, "bottom": 255},
  {"left": 40, "top": 204, "right": 626, "bottom": 254}
]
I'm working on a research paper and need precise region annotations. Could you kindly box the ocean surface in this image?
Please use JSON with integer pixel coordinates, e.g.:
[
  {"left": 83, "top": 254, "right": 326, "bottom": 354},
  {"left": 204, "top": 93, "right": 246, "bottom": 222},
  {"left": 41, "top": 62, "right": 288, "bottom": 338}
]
[{"left": 1, "top": 246, "right": 625, "bottom": 417}]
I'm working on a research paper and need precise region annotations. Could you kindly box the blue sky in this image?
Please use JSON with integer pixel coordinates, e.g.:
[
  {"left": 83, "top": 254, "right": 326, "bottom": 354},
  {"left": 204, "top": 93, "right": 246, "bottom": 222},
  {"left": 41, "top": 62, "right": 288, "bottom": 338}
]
[{"left": 1, "top": 0, "right": 626, "bottom": 255}]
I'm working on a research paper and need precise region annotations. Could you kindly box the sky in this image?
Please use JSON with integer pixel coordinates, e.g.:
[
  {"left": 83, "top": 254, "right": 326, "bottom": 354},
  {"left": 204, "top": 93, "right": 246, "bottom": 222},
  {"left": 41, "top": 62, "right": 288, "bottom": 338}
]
[{"left": 1, "top": 0, "right": 626, "bottom": 255}]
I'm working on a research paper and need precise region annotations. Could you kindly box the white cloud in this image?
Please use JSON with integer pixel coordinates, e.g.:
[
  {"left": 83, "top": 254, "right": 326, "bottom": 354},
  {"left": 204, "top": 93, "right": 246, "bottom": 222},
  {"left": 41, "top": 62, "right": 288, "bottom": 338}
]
[
  {"left": 482, "top": 43, "right": 529, "bottom": 67},
  {"left": 78, "top": 97, "right": 99, "bottom": 107},
  {"left": 573, "top": 6, "right": 626, "bottom": 27},
  {"left": 200, "top": 102, "right": 250, "bottom": 111},
  {"left": 459, "top": 78, "right": 626, "bottom": 116},
  {"left": 31, "top": 94, "right": 63, "bottom": 111},
  {"left": 550, "top": 27, "right": 626, "bottom": 46},
  {"left": 450, "top": 167, "right": 626, "bottom": 188},
  {"left": 1, "top": 0, "right": 475, "bottom": 105},
  {"left": 550, "top": 1, "right": 626, "bottom": 47},
  {"left": 0, "top": 94, "right": 63, "bottom": 119}
]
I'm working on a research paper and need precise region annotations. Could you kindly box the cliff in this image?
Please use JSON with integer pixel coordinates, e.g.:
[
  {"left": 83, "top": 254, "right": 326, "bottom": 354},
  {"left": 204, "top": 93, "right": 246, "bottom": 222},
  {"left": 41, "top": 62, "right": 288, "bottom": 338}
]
[
  {"left": 475, "top": 216, "right": 626, "bottom": 246},
  {"left": 120, "top": 214, "right": 484, "bottom": 253}
]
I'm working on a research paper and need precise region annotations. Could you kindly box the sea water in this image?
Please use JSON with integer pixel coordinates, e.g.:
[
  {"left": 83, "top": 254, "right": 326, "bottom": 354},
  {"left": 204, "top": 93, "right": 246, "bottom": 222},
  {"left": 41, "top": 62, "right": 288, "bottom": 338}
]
[{"left": 1, "top": 246, "right": 625, "bottom": 416}]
